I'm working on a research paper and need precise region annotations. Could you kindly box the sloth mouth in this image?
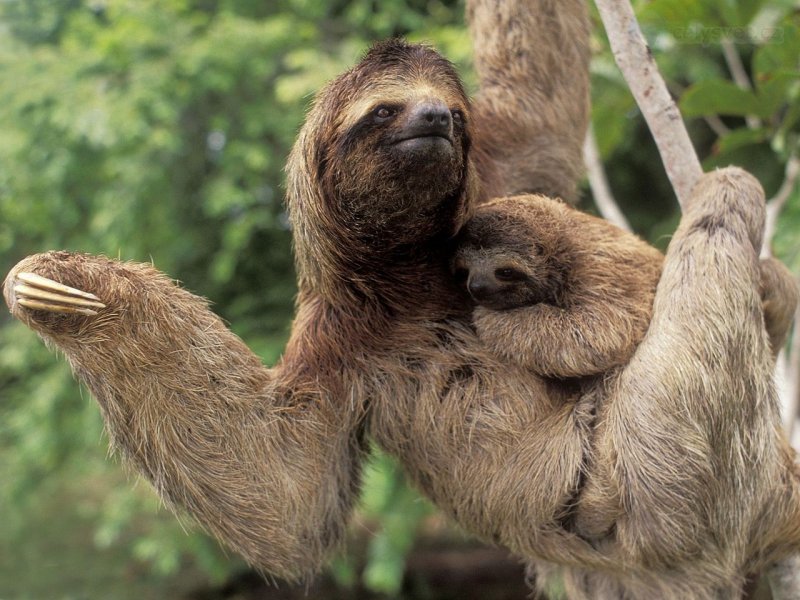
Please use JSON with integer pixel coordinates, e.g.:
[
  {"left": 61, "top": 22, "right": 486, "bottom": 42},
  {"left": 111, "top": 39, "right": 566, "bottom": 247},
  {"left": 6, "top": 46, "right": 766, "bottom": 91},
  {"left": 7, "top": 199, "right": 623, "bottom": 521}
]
[{"left": 393, "top": 133, "right": 453, "bottom": 145}]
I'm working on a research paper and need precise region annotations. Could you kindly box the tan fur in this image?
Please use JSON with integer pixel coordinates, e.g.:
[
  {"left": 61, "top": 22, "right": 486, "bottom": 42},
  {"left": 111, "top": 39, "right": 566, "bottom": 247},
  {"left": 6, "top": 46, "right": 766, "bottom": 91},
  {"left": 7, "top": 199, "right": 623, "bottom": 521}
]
[
  {"left": 760, "top": 257, "right": 800, "bottom": 358},
  {"left": 454, "top": 195, "right": 664, "bottom": 378},
  {"left": 452, "top": 183, "right": 800, "bottom": 599},
  {"left": 468, "top": 0, "right": 591, "bottom": 203},
  {"left": 551, "top": 172, "right": 800, "bottom": 598},
  {"left": 4, "top": 3, "right": 800, "bottom": 599}
]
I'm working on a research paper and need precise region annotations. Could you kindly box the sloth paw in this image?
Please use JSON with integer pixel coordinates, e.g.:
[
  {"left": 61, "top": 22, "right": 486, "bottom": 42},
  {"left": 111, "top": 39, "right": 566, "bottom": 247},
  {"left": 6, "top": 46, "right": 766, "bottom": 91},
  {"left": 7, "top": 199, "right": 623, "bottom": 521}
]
[
  {"left": 11, "top": 271, "right": 105, "bottom": 316},
  {"left": 687, "top": 167, "right": 766, "bottom": 251}
]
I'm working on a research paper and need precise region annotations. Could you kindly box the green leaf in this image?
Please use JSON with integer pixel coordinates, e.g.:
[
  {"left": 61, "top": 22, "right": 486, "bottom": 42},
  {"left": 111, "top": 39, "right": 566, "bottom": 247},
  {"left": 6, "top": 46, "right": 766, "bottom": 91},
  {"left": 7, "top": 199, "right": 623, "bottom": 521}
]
[
  {"left": 757, "top": 71, "right": 800, "bottom": 116},
  {"left": 362, "top": 533, "right": 408, "bottom": 594},
  {"left": 703, "top": 142, "right": 785, "bottom": 196},
  {"left": 680, "top": 78, "right": 762, "bottom": 117},
  {"left": 738, "top": 0, "right": 765, "bottom": 27},
  {"left": 717, "top": 0, "right": 764, "bottom": 27},
  {"left": 715, "top": 126, "right": 768, "bottom": 154},
  {"left": 590, "top": 58, "right": 637, "bottom": 157},
  {"left": 773, "top": 184, "right": 800, "bottom": 272},
  {"left": 753, "top": 23, "right": 800, "bottom": 80},
  {"left": 640, "top": 0, "right": 718, "bottom": 30},
  {"left": 778, "top": 98, "right": 800, "bottom": 139}
]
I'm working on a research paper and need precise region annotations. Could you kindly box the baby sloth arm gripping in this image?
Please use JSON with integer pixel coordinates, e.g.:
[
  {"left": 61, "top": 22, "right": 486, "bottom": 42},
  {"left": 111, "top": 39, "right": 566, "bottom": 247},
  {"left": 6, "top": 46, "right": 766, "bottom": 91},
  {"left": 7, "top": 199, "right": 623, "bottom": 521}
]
[{"left": 453, "top": 195, "right": 664, "bottom": 378}]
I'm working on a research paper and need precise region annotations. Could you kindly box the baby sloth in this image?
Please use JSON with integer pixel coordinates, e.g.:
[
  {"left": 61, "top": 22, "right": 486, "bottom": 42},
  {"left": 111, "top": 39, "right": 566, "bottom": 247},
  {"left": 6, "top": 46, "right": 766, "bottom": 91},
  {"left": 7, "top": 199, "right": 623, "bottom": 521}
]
[{"left": 454, "top": 195, "right": 664, "bottom": 378}]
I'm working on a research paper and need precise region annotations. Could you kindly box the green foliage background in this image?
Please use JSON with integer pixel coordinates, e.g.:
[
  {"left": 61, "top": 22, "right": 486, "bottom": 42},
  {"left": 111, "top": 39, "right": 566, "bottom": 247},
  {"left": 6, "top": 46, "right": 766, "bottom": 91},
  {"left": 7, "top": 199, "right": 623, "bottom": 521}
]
[{"left": 0, "top": 0, "right": 798, "bottom": 598}]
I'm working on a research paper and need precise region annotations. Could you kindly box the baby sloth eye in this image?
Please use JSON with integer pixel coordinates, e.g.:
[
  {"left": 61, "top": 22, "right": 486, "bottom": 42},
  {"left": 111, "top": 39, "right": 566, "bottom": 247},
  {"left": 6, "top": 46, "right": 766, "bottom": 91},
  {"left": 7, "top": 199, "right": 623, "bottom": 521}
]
[
  {"left": 494, "top": 267, "right": 526, "bottom": 282},
  {"left": 451, "top": 109, "right": 464, "bottom": 124}
]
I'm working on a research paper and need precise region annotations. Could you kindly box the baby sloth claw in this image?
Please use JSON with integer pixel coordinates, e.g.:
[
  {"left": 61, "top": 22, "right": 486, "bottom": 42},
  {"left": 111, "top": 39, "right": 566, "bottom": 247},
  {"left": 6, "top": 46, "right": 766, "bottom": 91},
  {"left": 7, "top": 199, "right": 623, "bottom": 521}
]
[{"left": 12, "top": 272, "right": 106, "bottom": 316}]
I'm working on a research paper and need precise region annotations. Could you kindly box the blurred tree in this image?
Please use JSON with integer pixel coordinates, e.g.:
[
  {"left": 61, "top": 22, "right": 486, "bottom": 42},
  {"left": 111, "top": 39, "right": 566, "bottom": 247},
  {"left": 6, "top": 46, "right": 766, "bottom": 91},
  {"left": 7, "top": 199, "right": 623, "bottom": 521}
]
[{"left": 0, "top": 0, "right": 798, "bottom": 598}]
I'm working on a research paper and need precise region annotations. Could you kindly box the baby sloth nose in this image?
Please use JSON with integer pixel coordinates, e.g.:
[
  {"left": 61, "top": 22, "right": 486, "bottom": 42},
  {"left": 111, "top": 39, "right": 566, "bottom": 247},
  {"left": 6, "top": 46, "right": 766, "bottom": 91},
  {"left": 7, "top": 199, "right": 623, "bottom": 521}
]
[
  {"left": 406, "top": 100, "right": 452, "bottom": 139},
  {"left": 467, "top": 275, "right": 494, "bottom": 302}
]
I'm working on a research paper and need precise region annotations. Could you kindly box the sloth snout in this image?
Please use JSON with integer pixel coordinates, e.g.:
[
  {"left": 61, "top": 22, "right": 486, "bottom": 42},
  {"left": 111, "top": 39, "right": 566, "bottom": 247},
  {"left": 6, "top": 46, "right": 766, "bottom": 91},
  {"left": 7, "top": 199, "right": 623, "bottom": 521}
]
[
  {"left": 467, "top": 274, "right": 494, "bottom": 301},
  {"left": 402, "top": 100, "right": 452, "bottom": 140}
]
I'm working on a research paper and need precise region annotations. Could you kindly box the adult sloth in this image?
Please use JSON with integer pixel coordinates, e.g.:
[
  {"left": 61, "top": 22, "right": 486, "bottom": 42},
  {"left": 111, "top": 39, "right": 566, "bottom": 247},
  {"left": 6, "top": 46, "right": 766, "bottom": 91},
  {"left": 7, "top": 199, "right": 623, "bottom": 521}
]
[{"left": 4, "top": 1, "right": 799, "bottom": 598}]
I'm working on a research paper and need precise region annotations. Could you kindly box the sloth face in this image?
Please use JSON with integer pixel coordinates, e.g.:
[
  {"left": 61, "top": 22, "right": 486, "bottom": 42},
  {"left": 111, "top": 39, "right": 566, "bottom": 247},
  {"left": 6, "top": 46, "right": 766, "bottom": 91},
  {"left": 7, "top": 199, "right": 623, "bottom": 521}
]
[
  {"left": 452, "top": 205, "right": 570, "bottom": 310},
  {"left": 452, "top": 244, "right": 562, "bottom": 311},
  {"left": 334, "top": 92, "right": 468, "bottom": 215},
  {"left": 316, "top": 40, "right": 472, "bottom": 238}
]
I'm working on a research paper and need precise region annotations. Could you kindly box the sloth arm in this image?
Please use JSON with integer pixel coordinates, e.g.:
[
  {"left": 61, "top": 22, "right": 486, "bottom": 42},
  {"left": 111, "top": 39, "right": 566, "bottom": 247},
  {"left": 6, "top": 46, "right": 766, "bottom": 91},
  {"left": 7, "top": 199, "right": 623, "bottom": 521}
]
[
  {"left": 471, "top": 215, "right": 661, "bottom": 379},
  {"left": 585, "top": 168, "right": 800, "bottom": 568},
  {"left": 467, "top": 0, "right": 590, "bottom": 202},
  {"left": 760, "top": 256, "right": 800, "bottom": 358},
  {"left": 472, "top": 297, "right": 651, "bottom": 379},
  {"left": 3, "top": 253, "right": 364, "bottom": 582}
]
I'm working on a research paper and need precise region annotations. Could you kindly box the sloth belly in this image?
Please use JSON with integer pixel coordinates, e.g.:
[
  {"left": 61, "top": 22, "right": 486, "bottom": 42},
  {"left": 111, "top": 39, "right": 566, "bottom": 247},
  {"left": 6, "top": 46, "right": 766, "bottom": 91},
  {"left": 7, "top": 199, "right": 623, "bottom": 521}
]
[{"left": 366, "top": 324, "right": 614, "bottom": 568}]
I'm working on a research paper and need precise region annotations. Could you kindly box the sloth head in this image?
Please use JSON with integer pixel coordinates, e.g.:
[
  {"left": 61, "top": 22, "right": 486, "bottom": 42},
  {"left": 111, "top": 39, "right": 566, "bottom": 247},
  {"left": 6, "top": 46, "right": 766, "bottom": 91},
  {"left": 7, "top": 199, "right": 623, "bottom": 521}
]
[
  {"left": 453, "top": 202, "right": 571, "bottom": 311},
  {"left": 287, "top": 40, "right": 477, "bottom": 296}
]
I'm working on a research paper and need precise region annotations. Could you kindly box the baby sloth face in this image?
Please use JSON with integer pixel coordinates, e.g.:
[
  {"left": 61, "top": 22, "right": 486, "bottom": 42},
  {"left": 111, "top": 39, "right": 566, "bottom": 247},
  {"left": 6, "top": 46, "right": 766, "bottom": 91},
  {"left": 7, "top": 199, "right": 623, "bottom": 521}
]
[{"left": 452, "top": 242, "right": 566, "bottom": 311}]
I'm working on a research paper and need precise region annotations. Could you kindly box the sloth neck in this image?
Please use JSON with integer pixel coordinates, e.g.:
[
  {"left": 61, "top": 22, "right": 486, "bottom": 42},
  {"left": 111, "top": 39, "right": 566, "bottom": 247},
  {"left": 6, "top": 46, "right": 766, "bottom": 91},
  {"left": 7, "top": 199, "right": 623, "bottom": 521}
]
[
  {"left": 300, "top": 233, "right": 471, "bottom": 334},
  {"left": 293, "top": 179, "right": 476, "bottom": 335},
  {"left": 286, "top": 246, "right": 471, "bottom": 372},
  {"left": 349, "top": 241, "right": 467, "bottom": 317}
]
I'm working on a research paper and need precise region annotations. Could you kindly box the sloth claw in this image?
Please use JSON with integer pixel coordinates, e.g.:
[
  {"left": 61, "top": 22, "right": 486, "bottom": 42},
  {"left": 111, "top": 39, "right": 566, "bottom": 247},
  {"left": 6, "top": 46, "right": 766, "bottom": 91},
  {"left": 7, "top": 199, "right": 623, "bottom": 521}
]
[{"left": 13, "top": 272, "right": 105, "bottom": 316}]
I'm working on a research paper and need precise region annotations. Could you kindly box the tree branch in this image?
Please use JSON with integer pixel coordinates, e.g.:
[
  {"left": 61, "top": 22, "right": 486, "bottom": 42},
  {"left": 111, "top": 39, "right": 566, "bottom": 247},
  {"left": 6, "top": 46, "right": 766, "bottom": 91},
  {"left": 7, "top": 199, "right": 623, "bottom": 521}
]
[
  {"left": 583, "top": 125, "right": 632, "bottom": 232},
  {"left": 720, "top": 38, "right": 762, "bottom": 130},
  {"left": 762, "top": 152, "right": 800, "bottom": 259},
  {"left": 704, "top": 114, "right": 731, "bottom": 138},
  {"left": 761, "top": 152, "right": 799, "bottom": 441},
  {"left": 783, "top": 309, "right": 800, "bottom": 437},
  {"left": 594, "top": 0, "right": 702, "bottom": 207}
]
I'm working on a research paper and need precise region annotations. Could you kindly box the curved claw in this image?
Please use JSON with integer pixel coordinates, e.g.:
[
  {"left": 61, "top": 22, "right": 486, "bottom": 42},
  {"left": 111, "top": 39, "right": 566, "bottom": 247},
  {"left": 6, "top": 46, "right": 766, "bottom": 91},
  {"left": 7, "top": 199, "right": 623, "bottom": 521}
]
[{"left": 13, "top": 272, "right": 105, "bottom": 316}]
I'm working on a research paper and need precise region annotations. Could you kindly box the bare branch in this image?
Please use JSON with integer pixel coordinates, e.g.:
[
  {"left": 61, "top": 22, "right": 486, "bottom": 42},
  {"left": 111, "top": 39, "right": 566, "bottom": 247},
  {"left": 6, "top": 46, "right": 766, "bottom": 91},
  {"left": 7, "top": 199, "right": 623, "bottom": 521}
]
[
  {"left": 583, "top": 125, "right": 632, "bottom": 232},
  {"left": 769, "top": 554, "right": 800, "bottom": 600},
  {"left": 762, "top": 152, "right": 800, "bottom": 259},
  {"left": 720, "top": 39, "right": 753, "bottom": 90},
  {"left": 784, "top": 311, "right": 800, "bottom": 438},
  {"left": 775, "top": 314, "right": 800, "bottom": 438},
  {"left": 720, "top": 38, "right": 762, "bottom": 129},
  {"left": 704, "top": 114, "right": 731, "bottom": 138},
  {"left": 594, "top": 0, "right": 702, "bottom": 207},
  {"left": 758, "top": 153, "right": 800, "bottom": 442}
]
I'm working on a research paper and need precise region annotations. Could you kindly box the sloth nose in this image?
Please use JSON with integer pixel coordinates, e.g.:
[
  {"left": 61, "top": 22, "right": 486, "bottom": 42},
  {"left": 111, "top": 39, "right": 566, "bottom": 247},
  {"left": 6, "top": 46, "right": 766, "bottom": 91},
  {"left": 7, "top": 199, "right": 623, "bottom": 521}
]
[
  {"left": 406, "top": 101, "right": 452, "bottom": 138},
  {"left": 467, "top": 275, "right": 493, "bottom": 301}
]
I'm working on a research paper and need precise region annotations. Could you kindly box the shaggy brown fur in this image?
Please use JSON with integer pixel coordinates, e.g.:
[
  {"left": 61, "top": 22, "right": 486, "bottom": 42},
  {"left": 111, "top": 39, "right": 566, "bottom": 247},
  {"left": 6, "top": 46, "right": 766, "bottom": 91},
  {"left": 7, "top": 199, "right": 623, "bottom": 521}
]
[
  {"left": 4, "top": 2, "right": 800, "bottom": 598},
  {"left": 760, "top": 257, "right": 800, "bottom": 358},
  {"left": 453, "top": 195, "right": 664, "bottom": 378},
  {"left": 468, "top": 0, "right": 591, "bottom": 203},
  {"left": 452, "top": 186, "right": 800, "bottom": 599}
]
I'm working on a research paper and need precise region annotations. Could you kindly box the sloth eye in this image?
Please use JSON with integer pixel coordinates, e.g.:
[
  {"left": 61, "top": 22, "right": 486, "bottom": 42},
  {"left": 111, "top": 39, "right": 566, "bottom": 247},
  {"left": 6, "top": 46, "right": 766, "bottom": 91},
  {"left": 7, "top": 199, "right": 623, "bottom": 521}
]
[
  {"left": 451, "top": 109, "right": 464, "bottom": 124},
  {"left": 495, "top": 267, "right": 525, "bottom": 282},
  {"left": 374, "top": 106, "right": 396, "bottom": 120}
]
